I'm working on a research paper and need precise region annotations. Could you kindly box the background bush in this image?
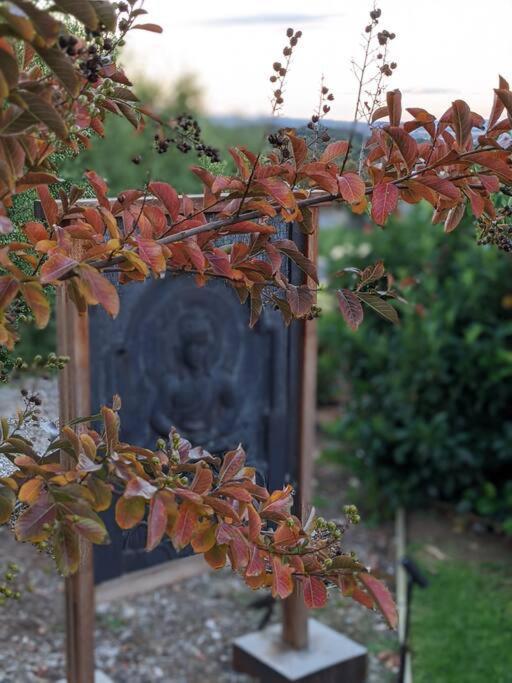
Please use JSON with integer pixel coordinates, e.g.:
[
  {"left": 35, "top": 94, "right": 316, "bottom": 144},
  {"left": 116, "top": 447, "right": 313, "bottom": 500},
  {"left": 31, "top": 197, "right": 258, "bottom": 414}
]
[{"left": 318, "top": 202, "right": 512, "bottom": 531}]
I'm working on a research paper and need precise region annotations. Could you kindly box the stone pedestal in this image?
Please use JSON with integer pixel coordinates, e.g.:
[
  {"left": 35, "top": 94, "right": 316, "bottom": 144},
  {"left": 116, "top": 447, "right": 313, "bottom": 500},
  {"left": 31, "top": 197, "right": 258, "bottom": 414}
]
[{"left": 233, "top": 619, "right": 367, "bottom": 683}]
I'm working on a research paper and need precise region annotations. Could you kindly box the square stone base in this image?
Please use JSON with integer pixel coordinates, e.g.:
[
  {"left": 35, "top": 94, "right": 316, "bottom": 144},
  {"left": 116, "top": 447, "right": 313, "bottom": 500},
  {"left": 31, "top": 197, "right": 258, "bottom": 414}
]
[{"left": 233, "top": 619, "right": 367, "bottom": 683}]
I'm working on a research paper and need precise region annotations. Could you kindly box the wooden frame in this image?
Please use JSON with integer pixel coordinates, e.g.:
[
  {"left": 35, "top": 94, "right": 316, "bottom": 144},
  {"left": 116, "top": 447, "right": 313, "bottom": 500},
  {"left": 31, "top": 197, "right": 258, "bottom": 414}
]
[{"left": 55, "top": 203, "right": 320, "bottom": 681}]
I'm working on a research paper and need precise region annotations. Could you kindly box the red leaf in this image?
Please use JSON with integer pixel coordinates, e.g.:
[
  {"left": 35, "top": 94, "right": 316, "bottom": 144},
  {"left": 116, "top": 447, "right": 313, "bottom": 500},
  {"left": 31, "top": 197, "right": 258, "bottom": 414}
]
[
  {"left": 149, "top": 181, "right": 180, "bottom": 221},
  {"left": 15, "top": 491, "right": 56, "bottom": 542},
  {"left": 451, "top": 100, "right": 472, "bottom": 147},
  {"left": 0, "top": 275, "right": 19, "bottom": 310},
  {"left": 219, "top": 445, "right": 246, "bottom": 483},
  {"left": 132, "top": 23, "right": 163, "bottom": 33},
  {"left": 303, "top": 575, "right": 328, "bottom": 609},
  {"left": 84, "top": 171, "right": 110, "bottom": 209},
  {"left": 135, "top": 237, "right": 166, "bottom": 273},
  {"left": 414, "top": 176, "right": 461, "bottom": 204},
  {"left": 260, "top": 485, "right": 293, "bottom": 522},
  {"left": 37, "top": 185, "right": 58, "bottom": 226},
  {"left": 384, "top": 127, "right": 418, "bottom": 170},
  {"left": 336, "top": 289, "right": 363, "bottom": 331},
  {"left": 386, "top": 89, "right": 402, "bottom": 127},
  {"left": 246, "top": 545, "right": 265, "bottom": 577},
  {"left": 247, "top": 504, "right": 262, "bottom": 542},
  {"left": 444, "top": 203, "right": 466, "bottom": 233},
  {"left": 337, "top": 173, "right": 366, "bottom": 204},
  {"left": 124, "top": 476, "right": 157, "bottom": 500},
  {"left": 359, "top": 573, "right": 398, "bottom": 629},
  {"left": 146, "top": 492, "right": 168, "bottom": 551},
  {"left": 272, "top": 239, "right": 318, "bottom": 284},
  {"left": 371, "top": 182, "right": 399, "bottom": 225},
  {"left": 40, "top": 252, "right": 78, "bottom": 283},
  {"left": 190, "top": 466, "right": 213, "bottom": 495}
]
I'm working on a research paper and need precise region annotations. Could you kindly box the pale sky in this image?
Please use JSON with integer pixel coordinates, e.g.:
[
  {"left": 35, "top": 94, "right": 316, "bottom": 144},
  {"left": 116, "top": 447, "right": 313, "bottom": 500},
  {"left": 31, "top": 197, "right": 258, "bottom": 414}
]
[{"left": 124, "top": 0, "right": 511, "bottom": 122}]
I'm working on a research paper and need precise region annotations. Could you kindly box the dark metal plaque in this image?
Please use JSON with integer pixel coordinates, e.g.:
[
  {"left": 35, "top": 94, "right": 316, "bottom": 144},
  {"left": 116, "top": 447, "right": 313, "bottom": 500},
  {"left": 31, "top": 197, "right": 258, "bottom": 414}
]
[{"left": 90, "top": 223, "right": 305, "bottom": 584}]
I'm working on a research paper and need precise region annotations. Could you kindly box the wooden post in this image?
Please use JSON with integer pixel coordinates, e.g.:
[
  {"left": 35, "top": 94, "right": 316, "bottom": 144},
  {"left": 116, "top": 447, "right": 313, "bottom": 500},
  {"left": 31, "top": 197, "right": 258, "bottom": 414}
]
[
  {"left": 281, "top": 210, "right": 319, "bottom": 650},
  {"left": 57, "top": 281, "right": 95, "bottom": 683}
]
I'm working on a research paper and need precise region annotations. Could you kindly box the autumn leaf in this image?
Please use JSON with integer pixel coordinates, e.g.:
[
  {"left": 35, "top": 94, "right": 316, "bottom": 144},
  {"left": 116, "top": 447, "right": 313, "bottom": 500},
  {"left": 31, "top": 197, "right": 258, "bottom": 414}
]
[
  {"left": 303, "top": 575, "right": 328, "bottom": 608},
  {"left": 336, "top": 289, "right": 364, "bottom": 331},
  {"left": 146, "top": 492, "right": 168, "bottom": 551},
  {"left": 359, "top": 573, "right": 398, "bottom": 629},
  {"left": 191, "top": 520, "right": 217, "bottom": 553},
  {"left": 172, "top": 501, "right": 199, "bottom": 550},
  {"left": 0, "top": 483, "right": 16, "bottom": 524},
  {"left": 271, "top": 556, "right": 294, "bottom": 599},
  {"left": 135, "top": 237, "right": 166, "bottom": 273},
  {"left": 77, "top": 264, "right": 120, "bottom": 317},
  {"left": 337, "top": 173, "right": 366, "bottom": 204},
  {"left": 40, "top": 253, "right": 78, "bottom": 283},
  {"left": 20, "top": 282, "right": 50, "bottom": 328},
  {"left": 15, "top": 491, "right": 56, "bottom": 542},
  {"left": 319, "top": 140, "right": 349, "bottom": 164},
  {"left": 204, "top": 544, "right": 227, "bottom": 570},
  {"left": 115, "top": 495, "right": 145, "bottom": 530},
  {"left": 149, "top": 181, "right": 180, "bottom": 221},
  {"left": 371, "top": 182, "right": 399, "bottom": 225}
]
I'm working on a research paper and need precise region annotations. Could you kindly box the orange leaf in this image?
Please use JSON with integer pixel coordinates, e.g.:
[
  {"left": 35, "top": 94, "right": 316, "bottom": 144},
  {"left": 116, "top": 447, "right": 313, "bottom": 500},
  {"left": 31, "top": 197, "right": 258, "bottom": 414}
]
[
  {"left": 337, "top": 173, "right": 366, "bottom": 204},
  {"left": 20, "top": 282, "right": 50, "bottom": 328},
  {"left": 271, "top": 556, "right": 294, "bottom": 599},
  {"left": 77, "top": 264, "right": 120, "bottom": 317},
  {"left": 247, "top": 504, "right": 262, "bottom": 542},
  {"left": 135, "top": 237, "right": 166, "bottom": 273},
  {"left": 172, "top": 501, "right": 198, "bottom": 550},
  {"left": 320, "top": 140, "right": 349, "bottom": 164},
  {"left": 115, "top": 496, "right": 145, "bottom": 530},
  {"left": 303, "top": 575, "right": 328, "bottom": 608},
  {"left": 24, "top": 221, "right": 48, "bottom": 245},
  {"left": 40, "top": 252, "right": 78, "bottom": 283},
  {"left": 0, "top": 275, "right": 19, "bottom": 310},
  {"left": 191, "top": 520, "right": 217, "bottom": 553},
  {"left": 204, "top": 543, "right": 227, "bottom": 570}
]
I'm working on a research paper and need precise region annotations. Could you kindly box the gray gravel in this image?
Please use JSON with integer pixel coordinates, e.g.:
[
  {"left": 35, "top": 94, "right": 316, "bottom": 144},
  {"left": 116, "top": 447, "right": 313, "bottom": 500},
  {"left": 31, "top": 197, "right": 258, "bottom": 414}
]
[{"left": 0, "top": 378, "right": 397, "bottom": 683}]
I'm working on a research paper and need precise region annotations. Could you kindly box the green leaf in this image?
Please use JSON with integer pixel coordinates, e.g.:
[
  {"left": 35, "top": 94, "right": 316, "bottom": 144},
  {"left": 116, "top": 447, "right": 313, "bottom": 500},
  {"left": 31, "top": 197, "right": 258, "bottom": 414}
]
[{"left": 0, "top": 483, "right": 15, "bottom": 524}]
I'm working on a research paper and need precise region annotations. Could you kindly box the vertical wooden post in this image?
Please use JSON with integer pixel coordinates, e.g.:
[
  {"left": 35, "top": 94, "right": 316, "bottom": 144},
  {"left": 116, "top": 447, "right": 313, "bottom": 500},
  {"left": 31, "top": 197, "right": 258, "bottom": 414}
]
[
  {"left": 57, "top": 282, "right": 95, "bottom": 683},
  {"left": 281, "top": 209, "right": 319, "bottom": 650}
]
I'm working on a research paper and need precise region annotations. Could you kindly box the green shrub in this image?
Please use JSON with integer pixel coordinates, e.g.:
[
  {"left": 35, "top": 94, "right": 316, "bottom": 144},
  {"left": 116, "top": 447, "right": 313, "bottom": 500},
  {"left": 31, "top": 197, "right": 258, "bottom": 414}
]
[{"left": 318, "top": 203, "right": 512, "bottom": 529}]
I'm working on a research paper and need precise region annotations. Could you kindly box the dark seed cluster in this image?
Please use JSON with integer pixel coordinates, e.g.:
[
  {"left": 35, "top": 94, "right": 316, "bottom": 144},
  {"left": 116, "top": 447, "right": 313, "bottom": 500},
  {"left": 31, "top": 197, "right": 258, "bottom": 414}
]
[
  {"left": 154, "top": 114, "right": 220, "bottom": 162},
  {"left": 269, "top": 28, "right": 302, "bottom": 112},
  {"left": 477, "top": 207, "right": 512, "bottom": 252}
]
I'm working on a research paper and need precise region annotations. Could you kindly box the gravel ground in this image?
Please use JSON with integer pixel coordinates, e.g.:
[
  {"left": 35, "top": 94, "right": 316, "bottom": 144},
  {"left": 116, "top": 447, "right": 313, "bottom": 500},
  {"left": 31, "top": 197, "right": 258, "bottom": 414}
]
[{"left": 0, "top": 378, "right": 397, "bottom": 683}]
